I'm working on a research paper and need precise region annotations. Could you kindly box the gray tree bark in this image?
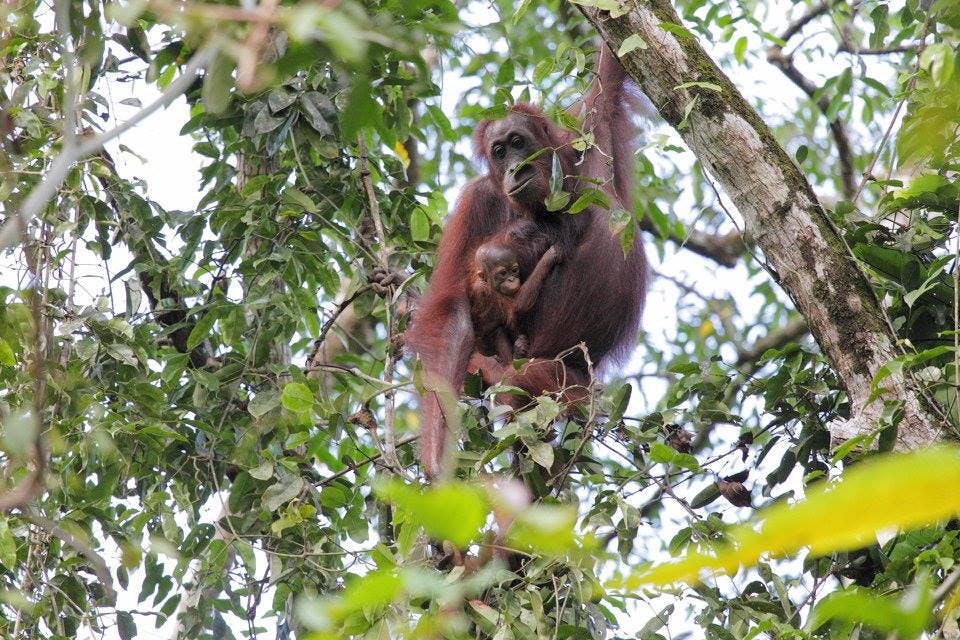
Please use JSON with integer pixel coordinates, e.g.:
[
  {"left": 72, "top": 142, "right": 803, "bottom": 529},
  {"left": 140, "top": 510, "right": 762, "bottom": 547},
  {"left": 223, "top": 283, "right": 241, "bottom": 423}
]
[{"left": 576, "top": 0, "right": 946, "bottom": 449}]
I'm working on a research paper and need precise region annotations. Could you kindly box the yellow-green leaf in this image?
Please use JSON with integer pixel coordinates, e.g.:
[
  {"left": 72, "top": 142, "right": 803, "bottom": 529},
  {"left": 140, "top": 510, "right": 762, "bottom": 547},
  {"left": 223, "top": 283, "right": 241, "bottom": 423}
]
[
  {"left": 618, "top": 34, "right": 648, "bottom": 56},
  {"left": 376, "top": 480, "right": 488, "bottom": 547},
  {"left": 626, "top": 447, "right": 960, "bottom": 588},
  {"left": 0, "top": 338, "right": 15, "bottom": 366},
  {"left": 281, "top": 382, "right": 314, "bottom": 414},
  {"left": 0, "top": 518, "right": 16, "bottom": 570},
  {"left": 410, "top": 208, "right": 430, "bottom": 242}
]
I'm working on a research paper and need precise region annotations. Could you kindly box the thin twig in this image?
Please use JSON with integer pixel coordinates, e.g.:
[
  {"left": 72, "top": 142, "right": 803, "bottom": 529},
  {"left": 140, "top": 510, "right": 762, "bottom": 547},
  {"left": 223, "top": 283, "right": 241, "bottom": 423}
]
[
  {"left": 735, "top": 317, "right": 810, "bottom": 370},
  {"left": 356, "top": 136, "right": 403, "bottom": 476},
  {"left": 766, "top": 2, "right": 856, "bottom": 199},
  {"left": 639, "top": 217, "right": 744, "bottom": 267},
  {"left": 838, "top": 44, "right": 918, "bottom": 55},
  {"left": 935, "top": 564, "right": 960, "bottom": 604},
  {"left": 23, "top": 510, "right": 117, "bottom": 606},
  {"left": 853, "top": 17, "right": 931, "bottom": 204},
  {"left": 2, "top": 45, "right": 217, "bottom": 249},
  {"left": 304, "top": 284, "right": 373, "bottom": 373},
  {"left": 316, "top": 434, "right": 419, "bottom": 488}
]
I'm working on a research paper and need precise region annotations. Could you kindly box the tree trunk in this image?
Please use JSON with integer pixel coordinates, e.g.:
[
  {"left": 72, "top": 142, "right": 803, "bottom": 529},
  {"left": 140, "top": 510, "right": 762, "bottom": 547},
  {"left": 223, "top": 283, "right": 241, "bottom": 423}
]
[{"left": 576, "top": 0, "right": 946, "bottom": 449}]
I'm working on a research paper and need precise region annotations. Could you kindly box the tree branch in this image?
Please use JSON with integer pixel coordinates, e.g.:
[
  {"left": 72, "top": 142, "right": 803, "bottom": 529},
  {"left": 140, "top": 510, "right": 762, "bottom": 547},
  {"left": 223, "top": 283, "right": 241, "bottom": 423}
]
[
  {"left": 577, "top": 0, "right": 946, "bottom": 449},
  {"left": 735, "top": 316, "right": 810, "bottom": 372},
  {"left": 95, "top": 153, "right": 216, "bottom": 368},
  {"left": 779, "top": 1, "right": 830, "bottom": 43},
  {"left": 305, "top": 284, "right": 372, "bottom": 374},
  {"left": 357, "top": 136, "right": 404, "bottom": 476},
  {"left": 23, "top": 510, "right": 117, "bottom": 606},
  {"left": 640, "top": 217, "right": 744, "bottom": 268},
  {"left": 0, "top": 442, "right": 44, "bottom": 513},
  {"left": 838, "top": 44, "right": 918, "bottom": 55},
  {"left": 766, "top": 5, "right": 856, "bottom": 200},
  {"left": 1, "top": 45, "right": 216, "bottom": 249}
]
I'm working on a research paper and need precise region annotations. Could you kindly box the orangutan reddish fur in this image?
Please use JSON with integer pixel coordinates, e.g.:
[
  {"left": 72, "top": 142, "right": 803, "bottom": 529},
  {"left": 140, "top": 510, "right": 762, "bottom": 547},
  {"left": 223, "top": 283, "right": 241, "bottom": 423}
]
[
  {"left": 406, "top": 48, "right": 647, "bottom": 479},
  {"left": 468, "top": 221, "right": 561, "bottom": 364}
]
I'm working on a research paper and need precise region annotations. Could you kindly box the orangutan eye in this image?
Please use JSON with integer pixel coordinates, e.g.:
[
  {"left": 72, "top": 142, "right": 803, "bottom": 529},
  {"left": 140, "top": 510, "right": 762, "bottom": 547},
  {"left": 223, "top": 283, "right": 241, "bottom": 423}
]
[
  {"left": 510, "top": 135, "right": 523, "bottom": 149},
  {"left": 492, "top": 144, "right": 505, "bottom": 159}
]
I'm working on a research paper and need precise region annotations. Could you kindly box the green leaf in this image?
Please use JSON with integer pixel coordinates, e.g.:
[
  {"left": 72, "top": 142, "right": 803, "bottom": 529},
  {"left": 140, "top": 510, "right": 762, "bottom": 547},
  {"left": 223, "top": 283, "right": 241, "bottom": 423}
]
[
  {"left": 117, "top": 611, "right": 137, "bottom": 640},
  {"left": 507, "top": 504, "right": 577, "bottom": 554},
  {"left": 340, "top": 79, "right": 381, "bottom": 139},
  {"left": 659, "top": 22, "right": 694, "bottom": 38},
  {"left": 283, "top": 187, "right": 318, "bottom": 214},
  {"left": 281, "top": 382, "right": 314, "bottom": 414},
  {"left": 511, "top": 0, "right": 533, "bottom": 23},
  {"left": 638, "top": 604, "right": 674, "bottom": 636},
  {"left": 0, "top": 518, "right": 16, "bottom": 570},
  {"left": 376, "top": 480, "right": 488, "bottom": 547},
  {"left": 733, "top": 36, "right": 747, "bottom": 64},
  {"left": 187, "top": 311, "right": 216, "bottom": 351},
  {"left": 794, "top": 144, "right": 808, "bottom": 164},
  {"left": 618, "top": 34, "right": 648, "bottom": 56},
  {"left": 920, "top": 42, "right": 956, "bottom": 87},
  {"left": 533, "top": 58, "right": 555, "bottom": 84},
  {"left": 249, "top": 461, "right": 275, "bottom": 481},
  {"left": 689, "top": 483, "right": 721, "bottom": 509},
  {"left": 299, "top": 92, "right": 334, "bottom": 136},
  {"left": 568, "top": 188, "right": 609, "bottom": 214},
  {"left": 267, "top": 87, "right": 297, "bottom": 113},
  {"left": 569, "top": 0, "right": 619, "bottom": 10},
  {"left": 410, "top": 209, "right": 430, "bottom": 242},
  {"left": 868, "top": 4, "right": 890, "bottom": 49},
  {"left": 649, "top": 442, "right": 676, "bottom": 464},
  {"left": 0, "top": 338, "right": 15, "bottom": 366},
  {"left": 618, "top": 218, "right": 637, "bottom": 257},
  {"left": 254, "top": 107, "right": 285, "bottom": 135},
  {"left": 201, "top": 52, "right": 235, "bottom": 115},
  {"left": 811, "top": 578, "right": 932, "bottom": 636},
  {"left": 262, "top": 476, "right": 305, "bottom": 512},
  {"left": 544, "top": 191, "right": 571, "bottom": 212},
  {"left": 248, "top": 389, "right": 280, "bottom": 418},
  {"left": 607, "top": 382, "right": 632, "bottom": 426},
  {"left": 525, "top": 439, "right": 555, "bottom": 469},
  {"left": 676, "top": 81, "right": 722, "bottom": 93}
]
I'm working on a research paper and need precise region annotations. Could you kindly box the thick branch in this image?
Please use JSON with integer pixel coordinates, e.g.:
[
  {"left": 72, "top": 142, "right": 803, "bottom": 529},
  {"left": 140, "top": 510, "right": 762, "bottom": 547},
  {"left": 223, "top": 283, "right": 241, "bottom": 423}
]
[
  {"left": 577, "top": 0, "right": 945, "bottom": 449},
  {"left": 640, "top": 217, "right": 744, "bottom": 267}
]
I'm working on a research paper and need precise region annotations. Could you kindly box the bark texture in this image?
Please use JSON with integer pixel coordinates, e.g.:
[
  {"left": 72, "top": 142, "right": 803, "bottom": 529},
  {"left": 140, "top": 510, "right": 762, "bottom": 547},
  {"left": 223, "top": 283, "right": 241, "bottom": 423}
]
[{"left": 577, "top": 0, "right": 945, "bottom": 449}]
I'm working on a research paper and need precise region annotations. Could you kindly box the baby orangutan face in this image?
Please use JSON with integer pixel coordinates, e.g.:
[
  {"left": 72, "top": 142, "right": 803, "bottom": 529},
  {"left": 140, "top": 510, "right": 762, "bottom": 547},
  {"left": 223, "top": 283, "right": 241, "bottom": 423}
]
[{"left": 475, "top": 243, "right": 521, "bottom": 297}]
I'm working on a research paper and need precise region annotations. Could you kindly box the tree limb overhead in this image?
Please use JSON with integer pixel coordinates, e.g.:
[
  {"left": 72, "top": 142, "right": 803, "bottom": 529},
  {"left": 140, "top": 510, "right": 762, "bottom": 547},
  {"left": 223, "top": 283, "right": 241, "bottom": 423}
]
[{"left": 576, "top": 0, "right": 946, "bottom": 449}]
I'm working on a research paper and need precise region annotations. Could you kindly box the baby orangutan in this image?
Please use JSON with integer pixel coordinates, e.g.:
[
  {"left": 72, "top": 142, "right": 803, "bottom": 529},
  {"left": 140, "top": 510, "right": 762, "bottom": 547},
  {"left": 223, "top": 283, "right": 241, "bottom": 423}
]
[{"left": 468, "top": 232, "right": 560, "bottom": 364}]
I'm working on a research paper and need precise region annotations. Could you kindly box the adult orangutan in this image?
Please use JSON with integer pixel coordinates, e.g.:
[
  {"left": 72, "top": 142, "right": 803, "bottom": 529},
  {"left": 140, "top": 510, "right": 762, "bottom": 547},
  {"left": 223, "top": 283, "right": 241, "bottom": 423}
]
[{"left": 406, "top": 48, "right": 647, "bottom": 480}]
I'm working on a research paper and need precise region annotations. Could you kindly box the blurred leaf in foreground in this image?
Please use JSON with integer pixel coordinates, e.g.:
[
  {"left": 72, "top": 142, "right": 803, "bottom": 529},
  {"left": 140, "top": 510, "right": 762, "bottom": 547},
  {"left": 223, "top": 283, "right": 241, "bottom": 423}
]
[{"left": 625, "top": 447, "right": 960, "bottom": 587}]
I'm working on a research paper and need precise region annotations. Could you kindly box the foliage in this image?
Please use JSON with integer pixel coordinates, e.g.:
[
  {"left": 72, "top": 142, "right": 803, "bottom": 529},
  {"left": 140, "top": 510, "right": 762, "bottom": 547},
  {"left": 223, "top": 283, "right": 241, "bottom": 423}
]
[{"left": 1, "top": 0, "right": 960, "bottom": 638}]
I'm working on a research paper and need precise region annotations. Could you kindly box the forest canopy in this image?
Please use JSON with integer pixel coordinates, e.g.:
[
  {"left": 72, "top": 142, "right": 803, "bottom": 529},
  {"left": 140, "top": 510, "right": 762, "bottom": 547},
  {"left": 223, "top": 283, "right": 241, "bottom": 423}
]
[{"left": 2, "top": 0, "right": 960, "bottom": 638}]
